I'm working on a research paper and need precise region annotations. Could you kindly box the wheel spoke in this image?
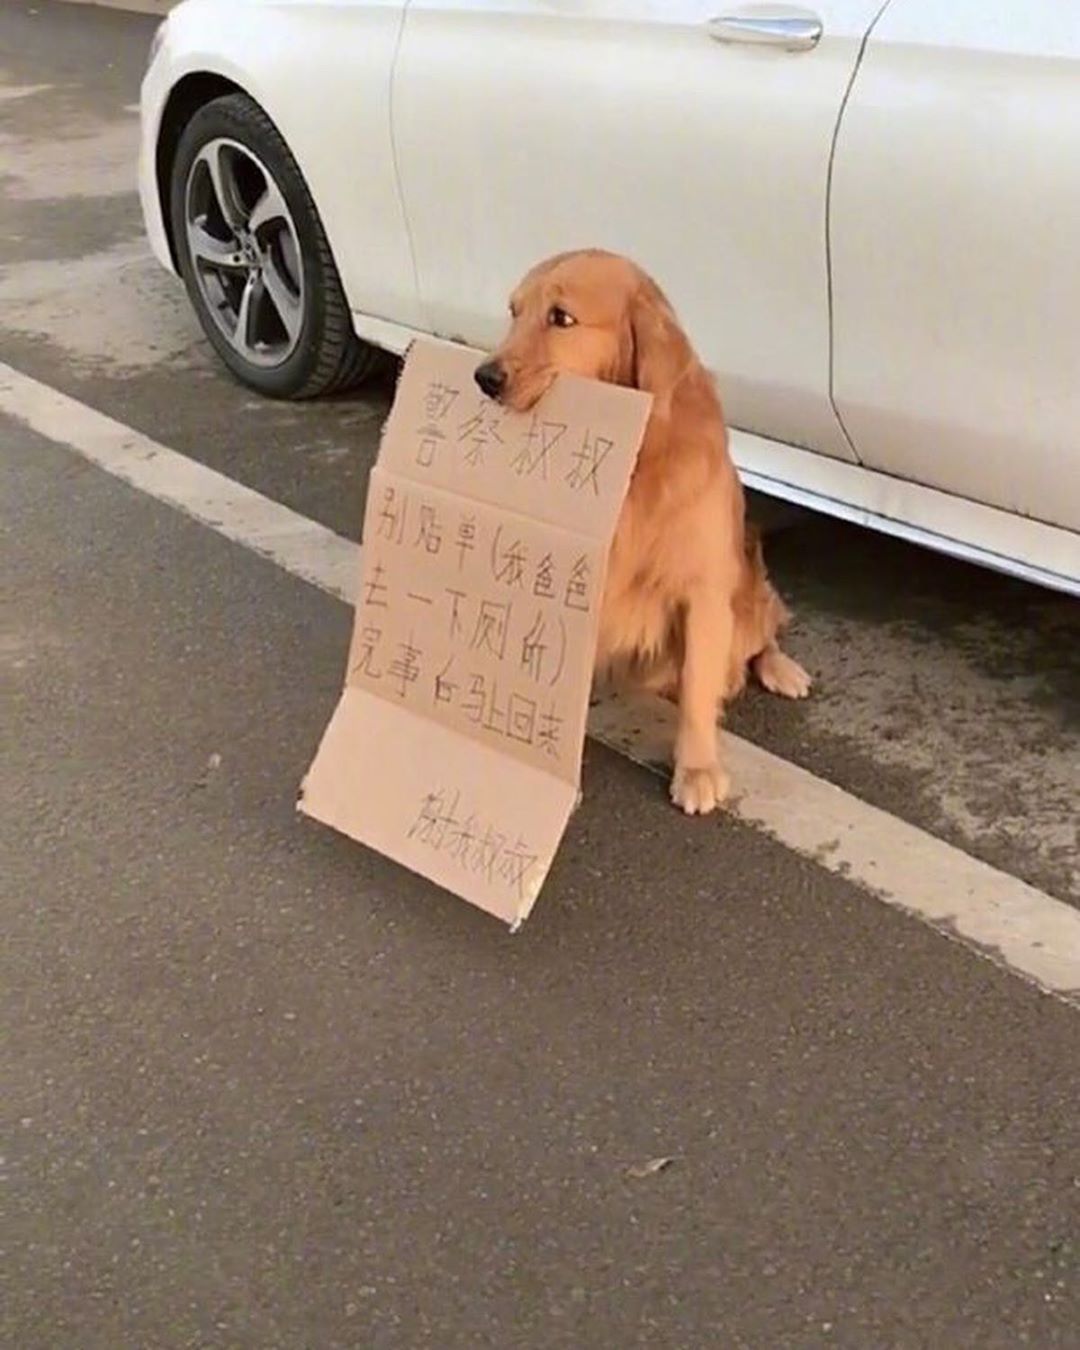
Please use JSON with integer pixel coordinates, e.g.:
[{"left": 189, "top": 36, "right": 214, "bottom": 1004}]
[
  {"left": 261, "top": 248, "right": 303, "bottom": 343},
  {"left": 248, "top": 178, "right": 289, "bottom": 237},
  {"left": 233, "top": 273, "right": 262, "bottom": 356},
  {"left": 189, "top": 220, "right": 244, "bottom": 270},
  {"left": 207, "top": 143, "right": 246, "bottom": 229}
]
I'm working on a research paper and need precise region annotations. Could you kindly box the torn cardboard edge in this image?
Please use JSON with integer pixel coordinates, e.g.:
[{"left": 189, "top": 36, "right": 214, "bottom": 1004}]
[{"left": 299, "top": 336, "right": 651, "bottom": 927}]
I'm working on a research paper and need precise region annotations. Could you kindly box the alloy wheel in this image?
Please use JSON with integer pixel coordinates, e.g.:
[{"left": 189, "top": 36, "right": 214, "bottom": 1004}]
[{"left": 184, "top": 137, "right": 305, "bottom": 368}]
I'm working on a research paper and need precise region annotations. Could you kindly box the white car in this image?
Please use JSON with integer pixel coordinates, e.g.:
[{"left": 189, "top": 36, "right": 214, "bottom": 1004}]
[{"left": 138, "top": 0, "right": 1080, "bottom": 595}]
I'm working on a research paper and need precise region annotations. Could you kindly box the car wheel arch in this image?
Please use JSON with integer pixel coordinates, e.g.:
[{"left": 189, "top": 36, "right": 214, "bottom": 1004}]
[{"left": 155, "top": 72, "right": 246, "bottom": 270}]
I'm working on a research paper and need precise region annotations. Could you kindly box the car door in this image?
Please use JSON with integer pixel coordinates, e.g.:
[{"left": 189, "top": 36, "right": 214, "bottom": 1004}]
[
  {"left": 391, "top": 0, "right": 889, "bottom": 462},
  {"left": 830, "top": 0, "right": 1080, "bottom": 530}
]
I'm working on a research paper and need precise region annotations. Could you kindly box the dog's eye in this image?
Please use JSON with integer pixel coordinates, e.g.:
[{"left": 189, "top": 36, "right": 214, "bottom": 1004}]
[{"left": 548, "top": 305, "right": 576, "bottom": 328}]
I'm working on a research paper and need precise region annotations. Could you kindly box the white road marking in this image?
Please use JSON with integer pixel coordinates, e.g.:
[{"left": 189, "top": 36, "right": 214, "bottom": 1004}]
[
  {"left": 0, "top": 363, "right": 357, "bottom": 601},
  {"left": 3, "top": 361, "right": 1078, "bottom": 1004},
  {"left": 0, "top": 84, "right": 55, "bottom": 104}
]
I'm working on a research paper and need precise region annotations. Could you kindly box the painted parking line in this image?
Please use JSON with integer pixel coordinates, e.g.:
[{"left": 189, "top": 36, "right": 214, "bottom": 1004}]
[{"left": 3, "top": 360, "right": 1078, "bottom": 1005}]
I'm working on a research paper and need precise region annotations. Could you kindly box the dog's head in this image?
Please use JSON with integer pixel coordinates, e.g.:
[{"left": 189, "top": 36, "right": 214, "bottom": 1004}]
[{"left": 474, "top": 249, "right": 694, "bottom": 413}]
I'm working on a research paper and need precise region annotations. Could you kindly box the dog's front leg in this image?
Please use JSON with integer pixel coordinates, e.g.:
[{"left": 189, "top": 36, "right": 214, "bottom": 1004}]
[{"left": 671, "top": 590, "right": 732, "bottom": 815}]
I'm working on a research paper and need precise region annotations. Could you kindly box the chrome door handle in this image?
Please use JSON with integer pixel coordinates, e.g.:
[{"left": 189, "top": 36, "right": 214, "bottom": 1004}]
[{"left": 708, "top": 8, "right": 823, "bottom": 52}]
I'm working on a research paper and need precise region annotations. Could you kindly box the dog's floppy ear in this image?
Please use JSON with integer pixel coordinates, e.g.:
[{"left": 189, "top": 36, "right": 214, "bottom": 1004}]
[{"left": 629, "top": 278, "right": 694, "bottom": 408}]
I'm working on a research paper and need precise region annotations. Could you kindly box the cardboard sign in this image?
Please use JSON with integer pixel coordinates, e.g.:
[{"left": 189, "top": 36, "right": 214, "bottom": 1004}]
[{"left": 299, "top": 338, "right": 651, "bottom": 927}]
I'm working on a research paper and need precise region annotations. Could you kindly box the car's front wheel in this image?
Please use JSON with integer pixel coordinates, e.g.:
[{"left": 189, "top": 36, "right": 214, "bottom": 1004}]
[{"left": 169, "top": 92, "right": 379, "bottom": 399}]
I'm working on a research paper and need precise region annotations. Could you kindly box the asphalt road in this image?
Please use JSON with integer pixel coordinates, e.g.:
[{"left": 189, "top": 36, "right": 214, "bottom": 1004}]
[{"left": 2, "top": 4, "right": 1079, "bottom": 1348}]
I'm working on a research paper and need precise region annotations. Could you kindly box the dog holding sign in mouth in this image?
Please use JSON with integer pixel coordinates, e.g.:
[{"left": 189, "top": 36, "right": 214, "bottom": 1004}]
[{"left": 474, "top": 249, "right": 810, "bottom": 816}]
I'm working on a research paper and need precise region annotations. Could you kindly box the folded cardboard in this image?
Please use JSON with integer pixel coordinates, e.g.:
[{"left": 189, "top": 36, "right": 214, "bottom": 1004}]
[{"left": 299, "top": 337, "right": 651, "bottom": 926}]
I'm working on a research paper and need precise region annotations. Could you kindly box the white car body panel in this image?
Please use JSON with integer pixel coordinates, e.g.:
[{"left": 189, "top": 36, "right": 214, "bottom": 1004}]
[
  {"left": 393, "top": 0, "right": 886, "bottom": 463},
  {"left": 138, "top": 0, "right": 1080, "bottom": 595},
  {"left": 736, "top": 428, "right": 1080, "bottom": 595},
  {"left": 831, "top": 0, "right": 1080, "bottom": 532}
]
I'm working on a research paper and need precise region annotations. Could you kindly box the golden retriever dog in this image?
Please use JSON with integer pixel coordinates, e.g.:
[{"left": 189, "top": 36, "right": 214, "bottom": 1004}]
[{"left": 474, "top": 250, "right": 810, "bottom": 815}]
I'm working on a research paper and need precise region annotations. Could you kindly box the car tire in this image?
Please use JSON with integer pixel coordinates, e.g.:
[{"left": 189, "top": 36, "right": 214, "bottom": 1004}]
[{"left": 169, "top": 92, "right": 380, "bottom": 399}]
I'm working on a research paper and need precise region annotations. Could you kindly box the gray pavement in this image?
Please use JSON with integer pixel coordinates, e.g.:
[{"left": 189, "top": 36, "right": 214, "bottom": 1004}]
[
  {"left": 6, "top": 421, "right": 1080, "bottom": 1350},
  {"left": 3, "top": 3, "right": 1080, "bottom": 1347}
]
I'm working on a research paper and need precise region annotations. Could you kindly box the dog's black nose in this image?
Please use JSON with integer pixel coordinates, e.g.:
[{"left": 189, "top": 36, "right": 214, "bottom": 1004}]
[{"left": 474, "top": 360, "right": 506, "bottom": 400}]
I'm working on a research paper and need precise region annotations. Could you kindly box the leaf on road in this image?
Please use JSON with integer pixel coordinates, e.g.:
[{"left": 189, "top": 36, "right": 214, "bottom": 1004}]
[{"left": 626, "top": 1156, "right": 675, "bottom": 1179}]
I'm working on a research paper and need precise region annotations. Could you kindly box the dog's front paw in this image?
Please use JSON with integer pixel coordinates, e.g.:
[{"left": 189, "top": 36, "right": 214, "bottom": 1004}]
[
  {"left": 754, "top": 648, "right": 812, "bottom": 700},
  {"left": 670, "top": 762, "right": 730, "bottom": 816}
]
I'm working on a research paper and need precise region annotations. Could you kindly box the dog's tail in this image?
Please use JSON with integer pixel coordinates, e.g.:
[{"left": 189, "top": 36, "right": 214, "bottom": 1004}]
[{"left": 743, "top": 522, "right": 792, "bottom": 634}]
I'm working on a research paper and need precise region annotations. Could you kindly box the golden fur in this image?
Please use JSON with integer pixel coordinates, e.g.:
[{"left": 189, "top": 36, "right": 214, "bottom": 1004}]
[{"left": 475, "top": 250, "right": 810, "bottom": 814}]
